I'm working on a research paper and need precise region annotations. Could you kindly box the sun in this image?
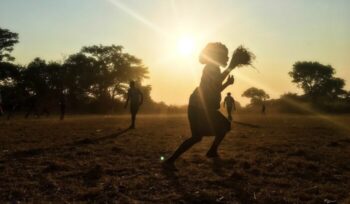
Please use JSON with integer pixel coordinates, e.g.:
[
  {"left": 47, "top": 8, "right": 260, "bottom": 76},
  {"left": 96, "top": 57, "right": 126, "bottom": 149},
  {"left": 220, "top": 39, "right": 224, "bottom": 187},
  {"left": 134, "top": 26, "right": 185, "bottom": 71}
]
[{"left": 177, "top": 36, "right": 196, "bottom": 56}]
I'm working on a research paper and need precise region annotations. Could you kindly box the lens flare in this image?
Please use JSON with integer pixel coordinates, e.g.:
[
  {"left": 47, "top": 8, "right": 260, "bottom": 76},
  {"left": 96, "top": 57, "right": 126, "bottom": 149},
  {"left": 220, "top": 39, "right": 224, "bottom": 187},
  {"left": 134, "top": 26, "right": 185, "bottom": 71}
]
[{"left": 177, "top": 36, "right": 195, "bottom": 56}]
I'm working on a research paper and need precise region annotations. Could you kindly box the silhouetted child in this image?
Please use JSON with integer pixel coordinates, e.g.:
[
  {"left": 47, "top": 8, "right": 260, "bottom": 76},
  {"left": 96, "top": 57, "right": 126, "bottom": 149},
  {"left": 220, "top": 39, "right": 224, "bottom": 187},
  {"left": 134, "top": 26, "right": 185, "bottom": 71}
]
[
  {"left": 224, "top": 92, "right": 235, "bottom": 121},
  {"left": 164, "top": 42, "right": 236, "bottom": 171},
  {"left": 124, "top": 81, "right": 143, "bottom": 129},
  {"left": 59, "top": 92, "right": 66, "bottom": 120}
]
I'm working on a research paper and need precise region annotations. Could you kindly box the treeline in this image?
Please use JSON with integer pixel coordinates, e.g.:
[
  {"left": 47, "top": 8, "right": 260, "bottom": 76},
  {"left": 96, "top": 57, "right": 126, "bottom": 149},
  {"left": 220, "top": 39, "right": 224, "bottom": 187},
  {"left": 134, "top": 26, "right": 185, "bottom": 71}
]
[
  {"left": 2, "top": 26, "right": 350, "bottom": 116},
  {"left": 240, "top": 61, "right": 350, "bottom": 114},
  {"left": 0, "top": 27, "right": 184, "bottom": 116}
]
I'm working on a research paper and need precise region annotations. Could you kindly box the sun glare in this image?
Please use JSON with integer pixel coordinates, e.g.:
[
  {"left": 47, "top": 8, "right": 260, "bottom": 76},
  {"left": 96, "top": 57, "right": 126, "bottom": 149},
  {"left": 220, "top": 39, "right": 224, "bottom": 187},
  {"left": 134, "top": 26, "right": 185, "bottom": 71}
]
[{"left": 177, "top": 36, "right": 195, "bottom": 56}]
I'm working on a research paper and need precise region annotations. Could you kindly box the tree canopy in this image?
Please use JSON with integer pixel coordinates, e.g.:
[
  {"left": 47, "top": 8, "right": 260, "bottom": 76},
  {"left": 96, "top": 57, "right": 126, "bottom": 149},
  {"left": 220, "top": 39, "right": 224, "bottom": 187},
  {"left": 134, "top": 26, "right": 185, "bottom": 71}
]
[
  {"left": 242, "top": 87, "right": 269, "bottom": 105},
  {"left": 0, "top": 27, "right": 19, "bottom": 62},
  {"left": 0, "top": 43, "right": 151, "bottom": 113},
  {"left": 289, "top": 61, "right": 346, "bottom": 100}
]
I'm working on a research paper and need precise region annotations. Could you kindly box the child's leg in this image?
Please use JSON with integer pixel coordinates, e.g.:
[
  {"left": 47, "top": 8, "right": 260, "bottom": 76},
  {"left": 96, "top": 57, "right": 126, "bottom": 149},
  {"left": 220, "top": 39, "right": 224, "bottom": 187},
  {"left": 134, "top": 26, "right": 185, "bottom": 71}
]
[
  {"left": 60, "top": 106, "right": 65, "bottom": 120},
  {"left": 130, "top": 105, "right": 139, "bottom": 128},
  {"left": 43, "top": 108, "right": 50, "bottom": 117},
  {"left": 25, "top": 108, "right": 31, "bottom": 118},
  {"left": 0, "top": 105, "right": 3, "bottom": 115},
  {"left": 165, "top": 135, "right": 202, "bottom": 163},
  {"left": 227, "top": 107, "right": 232, "bottom": 121},
  {"left": 131, "top": 112, "right": 136, "bottom": 128},
  {"left": 206, "top": 132, "right": 226, "bottom": 157},
  {"left": 7, "top": 104, "right": 16, "bottom": 120}
]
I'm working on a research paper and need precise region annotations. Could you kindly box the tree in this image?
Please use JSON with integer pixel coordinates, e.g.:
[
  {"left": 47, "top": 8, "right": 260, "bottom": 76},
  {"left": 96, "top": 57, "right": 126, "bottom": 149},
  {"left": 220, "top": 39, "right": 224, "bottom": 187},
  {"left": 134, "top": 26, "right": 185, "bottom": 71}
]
[
  {"left": 63, "top": 53, "right": 96, "bottom": 107},
  {"left": 242, "top": 87, "right": 270, "bottom": 105},
  {"left": 1, "top": 42, "right": 152, "bottom": 114},
  {"left": 79, "top": 45, "right": 149, "bottom": 100},
  {"left": 59, "top": 44, "right": 149, "bottom": 112},
  {"left": 289, "top": 61, "right": 345, "bottom": 100},
  {"left": 0, "top": 62, "right": 21, "bottom": 86},
  {"left": 0, "top": 27, "right": 19, "bottom": 62},
  {"left": 21, "top": 58, "right": 50, "bottom": 96}
]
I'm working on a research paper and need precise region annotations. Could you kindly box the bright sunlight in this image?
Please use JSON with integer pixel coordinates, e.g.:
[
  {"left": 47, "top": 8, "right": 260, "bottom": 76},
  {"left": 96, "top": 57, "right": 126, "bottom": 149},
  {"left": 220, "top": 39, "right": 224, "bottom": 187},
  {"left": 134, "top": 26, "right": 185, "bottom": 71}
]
[{"left": 177, "top": 36, "right": 196, "bottom": 56}]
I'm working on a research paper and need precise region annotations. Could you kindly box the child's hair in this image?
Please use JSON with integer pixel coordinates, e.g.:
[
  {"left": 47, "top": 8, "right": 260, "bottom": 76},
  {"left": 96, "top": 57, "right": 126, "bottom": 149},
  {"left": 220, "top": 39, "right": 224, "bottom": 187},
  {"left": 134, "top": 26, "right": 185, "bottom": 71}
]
[{"left": 199, "top": 42, "right": 228, "bottom": 65}]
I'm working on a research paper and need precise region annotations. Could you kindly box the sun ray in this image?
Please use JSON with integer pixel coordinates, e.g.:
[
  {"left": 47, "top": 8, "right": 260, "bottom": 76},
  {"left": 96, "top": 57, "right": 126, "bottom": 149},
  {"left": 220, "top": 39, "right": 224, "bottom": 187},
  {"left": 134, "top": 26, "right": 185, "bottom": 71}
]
[
  {"left": 106, "top": 0, "right": 168, "bottom": 37},
  {"left": 234, "top": 72, "right": 350, "bottom": 131}
]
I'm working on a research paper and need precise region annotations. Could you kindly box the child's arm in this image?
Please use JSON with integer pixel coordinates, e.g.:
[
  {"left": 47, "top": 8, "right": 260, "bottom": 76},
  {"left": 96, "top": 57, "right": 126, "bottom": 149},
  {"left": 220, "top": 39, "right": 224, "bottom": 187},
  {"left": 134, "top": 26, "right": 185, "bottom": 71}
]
[
  {"left": 220, "top": 75, "right": 234, "bottom": 92},
  {"left": 220, "top": 81, "right": 231, "bottom": 92},
  {"left": 220, "top": 59, "right": 238, "bottom": 82},
  {"left": 220, "top": 67, "right": 234, "bottom": 82}
]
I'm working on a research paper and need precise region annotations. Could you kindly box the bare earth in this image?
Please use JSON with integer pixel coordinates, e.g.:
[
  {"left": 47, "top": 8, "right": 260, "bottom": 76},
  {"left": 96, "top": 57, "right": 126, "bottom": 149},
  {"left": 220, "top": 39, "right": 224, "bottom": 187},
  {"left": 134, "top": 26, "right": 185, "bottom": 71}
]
[{"left": 0, "top": 114, "right": 350, "bottom": 203}]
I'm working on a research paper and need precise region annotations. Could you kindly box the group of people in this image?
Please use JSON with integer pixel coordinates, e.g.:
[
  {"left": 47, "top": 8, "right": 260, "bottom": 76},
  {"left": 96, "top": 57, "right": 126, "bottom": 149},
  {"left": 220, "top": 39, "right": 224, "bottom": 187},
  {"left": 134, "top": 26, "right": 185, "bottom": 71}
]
[
  {"left": 73, "top": 42, "right": 237, "bottom": 172},
  {"left": 125, "top": 43, "right": 236, "bottom": 134},
  {"left": 1, "top": 42, "right": 239, "bottom": 172},
  {"left": 0, "top": 92, "right": 66, "bottom": 120}
]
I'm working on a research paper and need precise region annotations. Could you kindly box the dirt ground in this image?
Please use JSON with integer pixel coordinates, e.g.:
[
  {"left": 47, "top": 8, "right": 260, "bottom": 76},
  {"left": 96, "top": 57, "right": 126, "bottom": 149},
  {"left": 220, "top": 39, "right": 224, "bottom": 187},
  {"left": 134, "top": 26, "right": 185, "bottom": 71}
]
[{"left": 0, "top": 114, "right": 350, "bottom": 203}]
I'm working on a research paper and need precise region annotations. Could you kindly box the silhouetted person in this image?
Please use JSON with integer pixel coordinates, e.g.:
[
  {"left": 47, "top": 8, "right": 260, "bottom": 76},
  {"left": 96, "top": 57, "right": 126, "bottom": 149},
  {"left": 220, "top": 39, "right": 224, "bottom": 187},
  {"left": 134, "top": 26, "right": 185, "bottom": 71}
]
[
  {"left": 164, "top": 42, "right": 235, "bottom": 171},
  {"left": 6, "top": 98, "right": 17, "bottom": 120},
  {"left": 262, "top": 103, "right": 266, "bottom": 114},
  {"left": 224, "top": 92, "right": 235, "bottom": 121},
  {"left": 0, "top": 90, "right": 3, "bottom": 116},
  {"left": 124, "top": 81, "right": 143, "bottom": 129},
  {"left": 25, "top": 96, "right": 39, "bottom": 118},
  {"left": 59, "top": 92, "right": 66, "bottom": 120}
]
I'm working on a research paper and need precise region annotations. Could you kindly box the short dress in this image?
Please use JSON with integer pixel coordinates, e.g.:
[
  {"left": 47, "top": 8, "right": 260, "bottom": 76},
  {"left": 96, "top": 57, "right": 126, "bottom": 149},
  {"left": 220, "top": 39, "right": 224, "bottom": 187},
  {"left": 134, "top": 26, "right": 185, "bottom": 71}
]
[{"left": 188, "top": 65, "right": 231, "bottom": 137}]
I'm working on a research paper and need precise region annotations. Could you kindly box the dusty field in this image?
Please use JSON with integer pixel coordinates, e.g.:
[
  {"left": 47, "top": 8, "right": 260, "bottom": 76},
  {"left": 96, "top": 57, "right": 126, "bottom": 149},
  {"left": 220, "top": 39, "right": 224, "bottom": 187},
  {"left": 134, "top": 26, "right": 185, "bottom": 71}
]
[{"left": 0, "top": 114, "right": 350, "bottom": 203}]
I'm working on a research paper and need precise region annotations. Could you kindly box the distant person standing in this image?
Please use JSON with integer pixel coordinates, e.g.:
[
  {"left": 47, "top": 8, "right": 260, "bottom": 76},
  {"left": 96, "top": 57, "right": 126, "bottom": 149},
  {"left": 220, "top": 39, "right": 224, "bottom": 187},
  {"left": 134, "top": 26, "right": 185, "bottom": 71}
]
[
  {"left": 124, "top": 81, "right": 143, "bottom": 129},
  {"left": 0, "top": 90, "right": 4, "bottom": 116},
  {"left": 59, "top": 92, "right": 66, "bottom": 120},
  {"left": 224, "top": 92, "right": 235, "bottom": 121},
  {"left": 262, "top": 103, "right": 266, "bottom": 114}
]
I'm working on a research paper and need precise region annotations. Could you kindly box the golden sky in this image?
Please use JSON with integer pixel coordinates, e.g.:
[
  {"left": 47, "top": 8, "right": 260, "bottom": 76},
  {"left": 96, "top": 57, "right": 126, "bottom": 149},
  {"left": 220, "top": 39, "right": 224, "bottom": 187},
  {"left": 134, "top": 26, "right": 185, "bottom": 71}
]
[{"left": 1, "top": 0, "right": 349, "bottom": 105}]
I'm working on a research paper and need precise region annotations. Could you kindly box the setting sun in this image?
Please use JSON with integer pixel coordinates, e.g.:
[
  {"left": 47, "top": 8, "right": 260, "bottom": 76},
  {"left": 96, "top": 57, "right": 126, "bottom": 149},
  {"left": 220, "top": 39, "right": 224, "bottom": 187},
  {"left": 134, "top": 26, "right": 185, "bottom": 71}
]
[{"left": 177, "top": 36, "right": 196, "bottom": 56}]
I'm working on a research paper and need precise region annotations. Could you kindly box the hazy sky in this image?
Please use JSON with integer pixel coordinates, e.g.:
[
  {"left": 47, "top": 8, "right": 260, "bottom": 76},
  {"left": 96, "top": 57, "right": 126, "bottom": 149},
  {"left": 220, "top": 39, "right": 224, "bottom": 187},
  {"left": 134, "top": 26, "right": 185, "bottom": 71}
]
[{"left": 1, "top": 0, "right": 350, "bottom": 105}]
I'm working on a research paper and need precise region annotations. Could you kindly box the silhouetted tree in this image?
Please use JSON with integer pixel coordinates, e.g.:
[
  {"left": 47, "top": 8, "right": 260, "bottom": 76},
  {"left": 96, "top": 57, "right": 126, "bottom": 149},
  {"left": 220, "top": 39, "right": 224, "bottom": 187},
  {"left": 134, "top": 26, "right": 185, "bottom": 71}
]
[
  {"left": 0, "top": 27, "right": 21, "bottom": 113},
  {"left": 0, "top": 27, "right": 19, "bottom": 62},
  {"left": 63, "top": 53, "right": 96, "bottom": 109},
  {"left": 289, "top": 61, "right": 346, "bottom": 100},
  {"left": 242, "top": 87, "right": 270, "bottom": 105},
  {"left": 0, "top": 62, "right": 23, "bottom": 111},
  {"left": 80, "top": 45, "right": 149, "bottom": 100},
  {"left": 0, "top": 38, "right": 161, "bottom": 115},
  {"left": 62, "top": 45, "right": 149, "bottom": 112},
  {"left": 22, "top": 58, "right": 50, "bottom": 96},
  {"left": 0, "top": 62, "right": 21, "bottom": 85}
]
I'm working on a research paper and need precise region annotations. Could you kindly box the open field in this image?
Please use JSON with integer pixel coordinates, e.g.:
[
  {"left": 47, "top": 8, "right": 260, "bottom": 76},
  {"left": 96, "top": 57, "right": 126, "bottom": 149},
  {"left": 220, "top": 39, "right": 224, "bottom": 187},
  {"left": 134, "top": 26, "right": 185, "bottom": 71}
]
[{"left": 0, "top": 114, "right": 350, "bottom": 203}]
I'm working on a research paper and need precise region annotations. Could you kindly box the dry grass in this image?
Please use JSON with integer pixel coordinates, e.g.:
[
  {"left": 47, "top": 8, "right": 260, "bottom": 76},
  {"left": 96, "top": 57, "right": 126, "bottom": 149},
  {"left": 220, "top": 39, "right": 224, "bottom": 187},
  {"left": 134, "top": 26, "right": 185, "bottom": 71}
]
[{"left": 0, "top": 114, "right": 349, "bottom": 203}]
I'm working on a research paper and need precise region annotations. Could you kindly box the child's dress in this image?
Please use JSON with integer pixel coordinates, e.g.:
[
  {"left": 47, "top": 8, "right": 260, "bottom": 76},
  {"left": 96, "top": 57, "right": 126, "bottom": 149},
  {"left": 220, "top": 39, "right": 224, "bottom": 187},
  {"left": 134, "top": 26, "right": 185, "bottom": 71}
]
[{"left": 188, "top": 64, "right": 231, "bottom": 137}]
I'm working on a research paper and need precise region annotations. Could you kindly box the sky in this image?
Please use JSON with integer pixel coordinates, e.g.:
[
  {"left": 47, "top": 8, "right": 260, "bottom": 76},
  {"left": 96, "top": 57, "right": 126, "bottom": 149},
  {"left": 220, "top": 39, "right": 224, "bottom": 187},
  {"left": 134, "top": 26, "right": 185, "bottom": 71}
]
[{"left": 1, "top": 0, "right": 350, "bottom": 106}]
